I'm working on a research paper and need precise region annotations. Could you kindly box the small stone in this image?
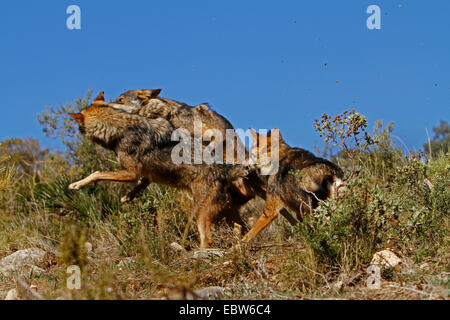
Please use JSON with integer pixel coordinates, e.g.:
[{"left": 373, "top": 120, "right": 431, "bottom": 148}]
[
  {"left": 192, "top": 249, "right": 225, "bottom": 260},
  {"left": 5, "top": 289, "right": 19, "bottom": 300},
  {"left": 371, "top": 249, "right": 402, "bottom": 268},
  {"left": 170, "top": 242, "right": 186, "bottom": 252},
  {"left": 0, "top": 248, "right": 46, "bottom": 277},
  {"left": 194, "top": 287, "right": 227, "bottom": 300}
]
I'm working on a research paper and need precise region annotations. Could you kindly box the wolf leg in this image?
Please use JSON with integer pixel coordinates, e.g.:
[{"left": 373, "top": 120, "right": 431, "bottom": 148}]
[
  {"left": 69, "top": 170, "right": 140, "bottom": 190},
  {"left": 241, "top": 194, "right": 283, "bottom": 243},
  {"left": 121, "top": 177, "right": 150, "bottom": 203},
  {"left": 196, "top": 203, "right": 215, "bottom": 249},
  {"left": 194, "top": 185, "right": 225, "bottom": 249}
]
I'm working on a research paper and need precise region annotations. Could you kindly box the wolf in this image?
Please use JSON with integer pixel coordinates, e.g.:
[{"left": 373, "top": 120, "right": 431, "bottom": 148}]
[
  {"left": 241, "top": 129, "right": 345, "bottom": 242},
  {"left": 68, "top": 93, "right": 256, "bottom": 248},
  {"left": 105, "top": 89, "right": 250, "bottom": 202}
]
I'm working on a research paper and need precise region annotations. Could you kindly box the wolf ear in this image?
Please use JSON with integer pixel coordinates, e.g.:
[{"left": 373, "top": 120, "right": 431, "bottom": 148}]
[
  {"left": 94, "top": 91, "right": 105, "bottom": 102},
  {"left": 149, "top": 89, "right": 162, "bottom": 98},
  {"left": 137, "top": 89, "right": 162, "bottom": 100},
  {"left": 68, "top": 113, "right": 84, "bottom": 125}
]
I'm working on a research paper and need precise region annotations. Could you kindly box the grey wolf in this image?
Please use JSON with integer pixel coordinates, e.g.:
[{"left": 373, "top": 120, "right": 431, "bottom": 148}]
[
  {"left": 68, "top": 93, "right": 256, "bottom": 248},
  {"left": 242, "top": 129, "right": 344, "bottom": 242},
  {"left": 107, "top": 89, "right": 251, "bottom": 202}
]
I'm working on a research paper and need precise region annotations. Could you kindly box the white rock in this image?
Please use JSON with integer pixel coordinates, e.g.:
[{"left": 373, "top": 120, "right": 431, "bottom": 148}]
[
  {"left": 170, "top": 242, "right": 186, "bottom": 252},
  {"left": 5, "top": 289, "right": 19, "bottom": 300},
  {"left": 84, "top": 242, "right": 93, "bottom": 254},
  {"left": 194, "top": 286, "right": 227, "bottom": 300},
  {"left": 371, "top": 249, "right": 402, "bottom": 268},
  {"left": 0, "top": 248, "right": 46, "bottom": 276}
]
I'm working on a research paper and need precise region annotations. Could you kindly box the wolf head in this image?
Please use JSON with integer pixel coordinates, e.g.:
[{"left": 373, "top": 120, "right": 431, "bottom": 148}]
[
  {"left": 110, "top": 89, "right": 162, "bottom": 113},
  {"left": 68, "top": 91, "right": 142, "bottom": 147}
]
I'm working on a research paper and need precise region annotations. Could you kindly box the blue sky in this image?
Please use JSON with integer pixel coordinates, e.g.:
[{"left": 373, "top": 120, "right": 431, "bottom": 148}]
[{"left": 1, "top": 0, "right": 448, "bottom": 153}]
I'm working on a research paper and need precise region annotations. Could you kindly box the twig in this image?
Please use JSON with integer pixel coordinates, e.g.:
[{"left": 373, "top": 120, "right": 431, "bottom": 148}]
[{"left": 14, "top": 275, "right": 44, "bottom": 300}]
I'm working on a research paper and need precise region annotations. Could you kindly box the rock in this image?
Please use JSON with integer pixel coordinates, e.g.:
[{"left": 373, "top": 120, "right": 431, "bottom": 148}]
[
  {"left": 436, "top": 272, "right": 449, "bottom": 283},
  {"left": 371, "top": 249, "right": 402, "bottom": 269},
  {"left": 84, "top": 242, "right": 93, "bottom": 254},
  {"left": 5, "top": 289, "right": 19, "bottom": 300},
  {"left": 194, "top": 286, "right": 227, "bottom": 300},
  {"left": 0, "top": 248, "right": 46, "bottom": 277},
  {"left": 192, "top": 249, "right": 225, "bottom": 260},
  {"left": 233, "top": 223, "right": 242, "bottom": 237},
  {"left": 170, "top": 242, "right": 186, "bottom": 252}
]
